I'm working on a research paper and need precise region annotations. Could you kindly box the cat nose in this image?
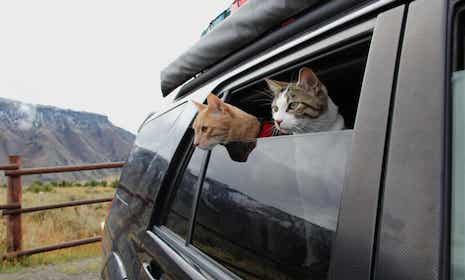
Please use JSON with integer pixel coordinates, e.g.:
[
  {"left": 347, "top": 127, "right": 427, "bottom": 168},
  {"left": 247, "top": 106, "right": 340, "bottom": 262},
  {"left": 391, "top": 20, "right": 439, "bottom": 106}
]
[
  {"left": 193, "top": 141, "right": 199, "bottom": 147},
  {"left": 275, "top": 120, "right": 283, "bottom": 126}
]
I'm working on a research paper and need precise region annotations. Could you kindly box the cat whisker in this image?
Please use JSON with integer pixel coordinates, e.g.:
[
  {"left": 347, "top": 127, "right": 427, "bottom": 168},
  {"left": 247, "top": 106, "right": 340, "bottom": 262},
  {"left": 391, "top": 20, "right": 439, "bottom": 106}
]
[
  {"left": 271, "top": 126, "right": 280, "bottom": 136},
  {"left": 252, "top": 90, "right": 273, "bottom": 97},
  {"left": 242, "top": 96, "right": 273, "bottom": 103},
  {"left": 247, "top": 98, "right": 272, "bottom": 103}
]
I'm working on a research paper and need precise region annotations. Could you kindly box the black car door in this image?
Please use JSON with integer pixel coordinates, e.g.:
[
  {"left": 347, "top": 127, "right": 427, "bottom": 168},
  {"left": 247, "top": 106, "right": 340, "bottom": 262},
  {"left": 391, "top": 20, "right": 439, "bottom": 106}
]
[{"left": 132, "top": 2, "right": 407, "bottom": 280}]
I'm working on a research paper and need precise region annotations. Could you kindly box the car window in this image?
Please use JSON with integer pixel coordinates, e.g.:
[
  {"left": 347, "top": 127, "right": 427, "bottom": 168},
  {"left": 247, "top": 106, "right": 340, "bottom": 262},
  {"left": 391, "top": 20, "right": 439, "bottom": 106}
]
[
  {"left": 163, "top": 146, "right": 207, "bottom": 239},
  {"left": 119, "top": 104, "right": 185, "bottom": 198},
  {"left": 192, "top": 133, "right": 352, "bottom": 279},
  {"left": 452, "top": 8, "right": 465, "bottom": 280},
  {"left": 188, "top": 37, "right": 369, "bottom": 279}
]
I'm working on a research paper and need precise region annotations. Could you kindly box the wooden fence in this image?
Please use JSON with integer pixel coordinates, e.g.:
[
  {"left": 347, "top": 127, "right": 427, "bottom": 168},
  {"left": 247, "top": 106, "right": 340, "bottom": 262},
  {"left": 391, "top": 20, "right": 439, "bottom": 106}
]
[{"left": 0, "top": 155, "right": 124, "bottom": 259}]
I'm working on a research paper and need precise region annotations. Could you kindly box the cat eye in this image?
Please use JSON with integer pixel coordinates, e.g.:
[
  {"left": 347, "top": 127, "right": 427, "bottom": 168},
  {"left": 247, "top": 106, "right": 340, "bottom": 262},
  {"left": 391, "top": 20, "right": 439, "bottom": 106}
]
[
  {"left": 288, "top": 102, "right": 299, "bottom": 110},
  {"left": 272, "top": 106, "right": 278, "bottom": 113},
  {"left": 201, "top": 126, "right": 208, "bottom": 132}
]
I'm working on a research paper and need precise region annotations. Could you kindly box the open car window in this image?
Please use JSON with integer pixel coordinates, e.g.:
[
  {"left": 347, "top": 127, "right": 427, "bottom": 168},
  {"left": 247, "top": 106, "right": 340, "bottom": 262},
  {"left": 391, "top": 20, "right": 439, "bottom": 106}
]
[
  {"left": 151, "top": 16, "right": 381, "bottom": 278},
  {"left": 186, "top": 37, "right": 370, "bottom": 279}
]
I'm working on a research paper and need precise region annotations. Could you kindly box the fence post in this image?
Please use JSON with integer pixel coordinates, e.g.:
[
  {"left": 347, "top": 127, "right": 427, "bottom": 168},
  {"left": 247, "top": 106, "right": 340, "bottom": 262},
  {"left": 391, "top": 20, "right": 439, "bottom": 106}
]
[{"left": 6, "top": 155, "right": 22, "bottom": 253}]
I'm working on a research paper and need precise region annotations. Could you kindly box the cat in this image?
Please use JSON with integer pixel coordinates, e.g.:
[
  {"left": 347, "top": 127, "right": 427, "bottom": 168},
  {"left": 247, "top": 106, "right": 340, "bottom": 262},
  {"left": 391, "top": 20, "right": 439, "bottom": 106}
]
[
  {"left": 191, "top": 68, "right": 343, "bottom": 150},
  {"left": 266, "top": 67, "right": 344, "bottom": 134},
  {"left": 192, "top": 94, "right": 261, "bottom": 150}
]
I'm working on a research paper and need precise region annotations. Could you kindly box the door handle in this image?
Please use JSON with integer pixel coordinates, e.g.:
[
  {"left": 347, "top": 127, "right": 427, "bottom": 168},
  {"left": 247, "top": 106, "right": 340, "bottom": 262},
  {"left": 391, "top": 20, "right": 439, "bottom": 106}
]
[{"left": 142, "top": 262, "right": 166, "bottom": 280}]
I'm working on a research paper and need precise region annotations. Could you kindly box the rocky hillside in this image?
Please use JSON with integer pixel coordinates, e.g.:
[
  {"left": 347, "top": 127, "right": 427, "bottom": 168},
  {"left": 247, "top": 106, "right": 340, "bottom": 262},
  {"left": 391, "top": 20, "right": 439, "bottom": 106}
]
[{"left": 0, "top": 97, "right": 135, "bottom": 184}]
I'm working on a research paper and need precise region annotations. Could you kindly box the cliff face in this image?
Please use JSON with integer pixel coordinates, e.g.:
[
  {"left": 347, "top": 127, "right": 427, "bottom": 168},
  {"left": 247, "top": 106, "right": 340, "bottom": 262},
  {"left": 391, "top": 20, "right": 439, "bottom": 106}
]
[{"left": 0, "top": 97, "right": 135, "bottom": 183}]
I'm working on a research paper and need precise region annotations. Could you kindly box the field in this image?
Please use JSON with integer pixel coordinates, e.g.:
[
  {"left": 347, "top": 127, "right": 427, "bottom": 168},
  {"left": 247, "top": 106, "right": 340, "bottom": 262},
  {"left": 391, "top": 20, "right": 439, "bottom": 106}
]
[{"left": 0, "top": 182, "right": 116, "bottom": 273}]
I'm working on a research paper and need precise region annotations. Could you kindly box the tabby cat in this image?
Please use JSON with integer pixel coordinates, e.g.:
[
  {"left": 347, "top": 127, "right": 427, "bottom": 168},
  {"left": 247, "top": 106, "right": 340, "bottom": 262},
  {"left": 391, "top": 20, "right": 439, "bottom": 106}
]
[{"left": 266, "top": 67, "right": 344, "bottom": 134}]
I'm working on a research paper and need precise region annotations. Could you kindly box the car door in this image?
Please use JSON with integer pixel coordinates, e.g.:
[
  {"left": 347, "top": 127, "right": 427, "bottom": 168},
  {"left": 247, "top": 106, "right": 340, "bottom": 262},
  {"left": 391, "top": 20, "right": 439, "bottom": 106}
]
[{"left": 132, "top": 2, "right": 407, "bottom": 280}]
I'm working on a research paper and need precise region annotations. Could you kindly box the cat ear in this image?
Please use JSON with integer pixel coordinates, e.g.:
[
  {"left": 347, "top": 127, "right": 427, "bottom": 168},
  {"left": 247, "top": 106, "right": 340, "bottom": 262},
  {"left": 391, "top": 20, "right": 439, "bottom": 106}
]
[
  {"left": 191, "top": 100, "right": 206, "bottom": 111},
  {"left": 297, "top": 67, "right": 319, "bottom": 89},
  {"left": 207, "top": 93, "right": 225, "bottom": 112},
  {"left": 265, "top": 79, "right": 287, "bottom": 94}
]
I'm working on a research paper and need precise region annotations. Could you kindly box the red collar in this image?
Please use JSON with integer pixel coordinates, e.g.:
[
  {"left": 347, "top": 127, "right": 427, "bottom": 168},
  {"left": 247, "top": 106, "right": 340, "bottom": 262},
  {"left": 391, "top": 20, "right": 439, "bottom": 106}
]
[{"left": 258, "top": 122, "right": 276, "bottom": 138}]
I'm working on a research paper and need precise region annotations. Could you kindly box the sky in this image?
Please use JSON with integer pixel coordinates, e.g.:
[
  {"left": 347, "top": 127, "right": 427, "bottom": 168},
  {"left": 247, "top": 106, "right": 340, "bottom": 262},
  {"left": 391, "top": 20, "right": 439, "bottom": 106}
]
[{"left": 0, "top": 1, "right": 230, "bottom": 133}]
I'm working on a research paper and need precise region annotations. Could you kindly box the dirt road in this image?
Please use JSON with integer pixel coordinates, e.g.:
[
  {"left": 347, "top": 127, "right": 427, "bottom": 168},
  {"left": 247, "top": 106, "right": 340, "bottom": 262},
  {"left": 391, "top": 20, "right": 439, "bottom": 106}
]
[{"left": 0, "top": 257, "right": 101, "bottom": 280}]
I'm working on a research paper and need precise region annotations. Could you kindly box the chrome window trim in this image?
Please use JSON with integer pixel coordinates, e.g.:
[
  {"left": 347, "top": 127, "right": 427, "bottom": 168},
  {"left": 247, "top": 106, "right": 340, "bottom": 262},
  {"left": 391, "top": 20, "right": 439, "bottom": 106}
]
[
  {"left": 146, "top": 230, "right": 207, "bottom": 280},
  {"left": 153, "top": 227, "right": 239, "bottom": 280},
  {"left": 137, "top": 101, "right": 187, "bottom": 131}
]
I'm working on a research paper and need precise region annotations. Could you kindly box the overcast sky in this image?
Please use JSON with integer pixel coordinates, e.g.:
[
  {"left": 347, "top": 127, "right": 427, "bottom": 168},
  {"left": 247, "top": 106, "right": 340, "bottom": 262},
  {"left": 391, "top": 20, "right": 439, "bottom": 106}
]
[{"left": 0, "top": 1, "right": 230, "bottom": 133}]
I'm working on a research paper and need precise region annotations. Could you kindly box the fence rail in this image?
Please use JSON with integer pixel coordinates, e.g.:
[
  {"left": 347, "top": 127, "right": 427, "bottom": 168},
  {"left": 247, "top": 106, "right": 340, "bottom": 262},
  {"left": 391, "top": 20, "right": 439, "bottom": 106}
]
[
  {"left": 2, "top": 197, "right": 114, "bottom": 216},
  {"left": 2, "top": 237, "right": 102, "bottom": 259},
  {"left": 0, "top": 164, "right": 19, "bottom": 171},
  {"left": 5, "top": 162, "right": 125, "bottom": 176},
  {"left": 0, "top": 155, "right": 124, "bottom": 259}
]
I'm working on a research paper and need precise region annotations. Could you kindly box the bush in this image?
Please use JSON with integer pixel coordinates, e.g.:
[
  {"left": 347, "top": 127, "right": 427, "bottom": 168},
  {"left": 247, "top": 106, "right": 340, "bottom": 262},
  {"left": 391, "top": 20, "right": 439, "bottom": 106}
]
[
  {"left": 110, "top": 180, "right": 119, "bottom": 188},
  {"left": 32, "top": 180, "right": 43, "bottom": 186},
  {"left": 27, "top": 184, "right": 54, "bottom": 193},
  {"left": 57, "top": 180, "right": 73, "bottom": 187}
]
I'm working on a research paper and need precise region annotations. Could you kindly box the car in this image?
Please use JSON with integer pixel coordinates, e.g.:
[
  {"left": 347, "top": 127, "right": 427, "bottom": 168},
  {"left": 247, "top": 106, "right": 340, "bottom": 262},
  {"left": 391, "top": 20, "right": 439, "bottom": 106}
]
[
  {"left": 200, "top": 0, "right": 249, "bottom": 37},
  {"left": 101, "top": 0, "right": 464, "bottom": 279},
  {"left": 200, "top": 8, "right": 231, "bottom": 37}
]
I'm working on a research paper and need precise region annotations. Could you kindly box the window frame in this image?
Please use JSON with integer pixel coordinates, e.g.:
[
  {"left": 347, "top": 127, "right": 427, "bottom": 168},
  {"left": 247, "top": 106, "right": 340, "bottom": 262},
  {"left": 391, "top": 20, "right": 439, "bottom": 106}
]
[
  {"left": 155, "top": 134, "right": 196, "bottom": 234},
  {"left": 146, "top": 5, "right": 406, "bottom": 280},
  {"left": 449, "top": 1, "right": 465, "bottom": 280}
]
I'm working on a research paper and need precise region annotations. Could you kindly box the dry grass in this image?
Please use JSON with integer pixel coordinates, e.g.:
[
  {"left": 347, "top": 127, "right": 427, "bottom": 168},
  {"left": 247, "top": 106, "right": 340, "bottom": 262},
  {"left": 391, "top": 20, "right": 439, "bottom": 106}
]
[{"left": 0, "top": 185, "right": 115, "bottom": 273}]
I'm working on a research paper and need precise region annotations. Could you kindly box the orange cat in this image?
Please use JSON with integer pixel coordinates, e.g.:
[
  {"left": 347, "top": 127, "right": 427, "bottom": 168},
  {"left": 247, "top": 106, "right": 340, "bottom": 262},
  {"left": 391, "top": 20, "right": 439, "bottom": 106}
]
[{"left": 192, "top": 94, "right": 260, "bottom": 150}]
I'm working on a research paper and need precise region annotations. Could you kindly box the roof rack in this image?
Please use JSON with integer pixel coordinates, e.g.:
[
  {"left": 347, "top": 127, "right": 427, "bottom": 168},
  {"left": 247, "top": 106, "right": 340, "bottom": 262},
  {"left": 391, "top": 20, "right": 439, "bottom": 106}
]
[{"left": 161, "top": 0, "right": 377, "bottom": 98}]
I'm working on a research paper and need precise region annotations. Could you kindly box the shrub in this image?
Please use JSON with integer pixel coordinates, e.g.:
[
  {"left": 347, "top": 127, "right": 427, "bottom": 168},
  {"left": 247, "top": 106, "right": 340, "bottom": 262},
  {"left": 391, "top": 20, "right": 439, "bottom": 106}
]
[
  {"left": 27, "top": 184, "right": 54, "bottom": 193},
  {"left": 58, "top": 180, "right": 71, "bottom": 187},
  {"left": 110, "top": 180, "right": 119, "bottom": 188}
]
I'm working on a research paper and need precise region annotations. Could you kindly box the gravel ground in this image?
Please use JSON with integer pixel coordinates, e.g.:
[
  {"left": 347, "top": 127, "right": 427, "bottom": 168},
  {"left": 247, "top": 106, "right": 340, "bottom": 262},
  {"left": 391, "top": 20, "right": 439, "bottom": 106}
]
[{"left": 0, "top": 257, "right": 101, "bottom": 280}]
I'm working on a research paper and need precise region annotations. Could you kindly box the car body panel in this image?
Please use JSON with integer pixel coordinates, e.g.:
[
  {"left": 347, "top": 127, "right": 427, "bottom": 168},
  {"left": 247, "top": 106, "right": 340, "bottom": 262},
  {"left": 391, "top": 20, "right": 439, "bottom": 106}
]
[
  {"left": 374, "top": 0, "right": 448, "bottom": 279},
  {"left": 329, "top": 4, "right": 406, "bottom": 280}
]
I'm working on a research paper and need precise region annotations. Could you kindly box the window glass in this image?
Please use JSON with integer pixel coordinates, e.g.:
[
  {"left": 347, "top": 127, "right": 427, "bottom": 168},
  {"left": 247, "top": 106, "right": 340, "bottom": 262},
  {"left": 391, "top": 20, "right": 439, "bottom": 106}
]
[
  {"left": 192, "top": 131, "right": 352, "bottom": 279},
  {"left": 452, "top": 72, "right": 465, "bottom": 279},
  {"left": 119, "top": 105, "right": 185, "bottom": 197},
  {"left": 452, "top": 9, "right": 465, "bottom": 280},
  {"left": 164, "top": 147, "right": 207, "bottom": 239}
]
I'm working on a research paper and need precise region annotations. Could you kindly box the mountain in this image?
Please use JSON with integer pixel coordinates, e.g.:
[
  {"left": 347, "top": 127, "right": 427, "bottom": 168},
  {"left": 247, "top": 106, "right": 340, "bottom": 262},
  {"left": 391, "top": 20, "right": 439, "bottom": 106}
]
[{"left": 0, "top": 97, "right": 135, "bottom": 184}]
